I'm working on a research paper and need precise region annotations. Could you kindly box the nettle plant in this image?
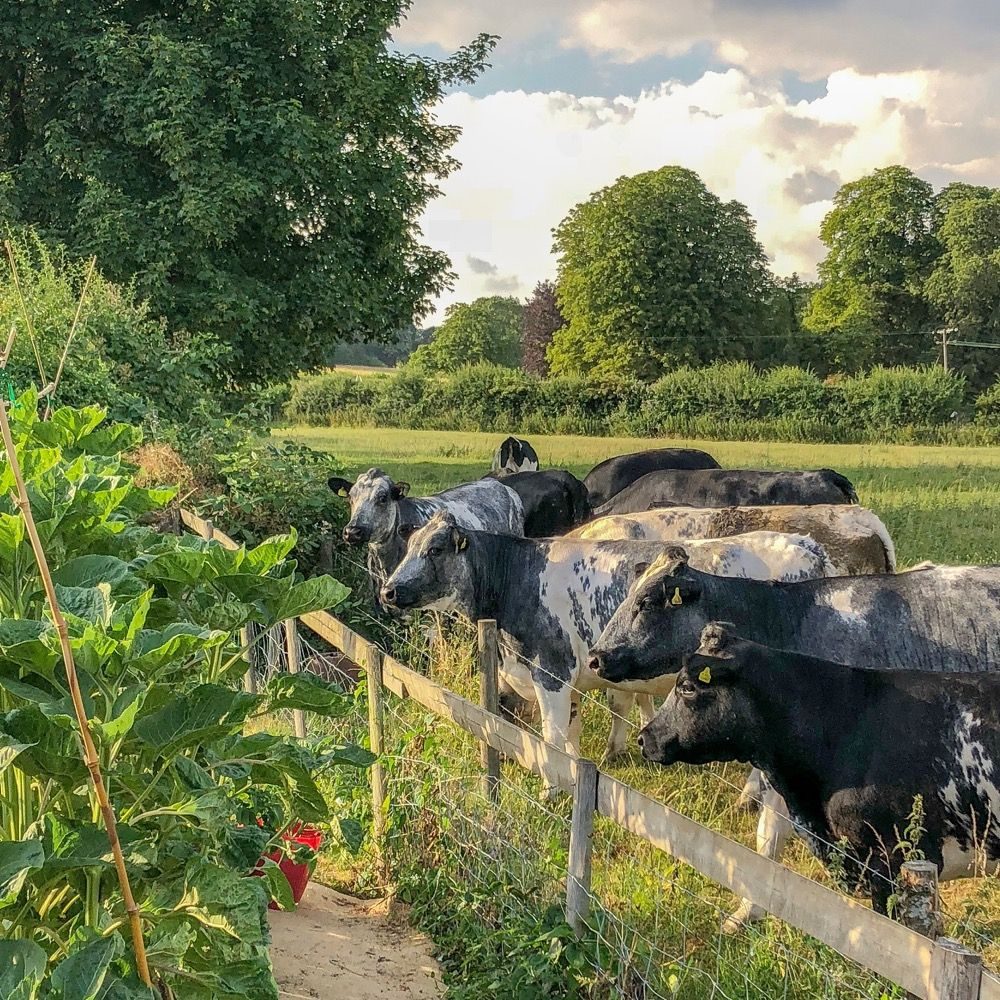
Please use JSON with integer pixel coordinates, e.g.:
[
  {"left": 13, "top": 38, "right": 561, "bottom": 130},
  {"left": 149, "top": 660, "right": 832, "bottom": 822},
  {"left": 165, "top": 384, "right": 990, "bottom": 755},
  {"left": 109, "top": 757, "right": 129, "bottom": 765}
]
[{"left": 0, "top": 389, "right": 367, "bottom": 999}]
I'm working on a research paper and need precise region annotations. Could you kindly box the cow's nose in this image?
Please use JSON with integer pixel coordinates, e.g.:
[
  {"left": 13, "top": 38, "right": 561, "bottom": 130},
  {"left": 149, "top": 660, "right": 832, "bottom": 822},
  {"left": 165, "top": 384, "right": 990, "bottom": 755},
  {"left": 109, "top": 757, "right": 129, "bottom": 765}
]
[
  {"left": 381, "top": 586, "right": 397, "bottom": 607},
  {"left": 588, "top": 653, "right": 605, "bottom": 676},
  {"left": 636, "top": 732, "right": 645, "bottom": 751},
  {"left": 343, "top": 525, "right": 364, "bottom": 545}
]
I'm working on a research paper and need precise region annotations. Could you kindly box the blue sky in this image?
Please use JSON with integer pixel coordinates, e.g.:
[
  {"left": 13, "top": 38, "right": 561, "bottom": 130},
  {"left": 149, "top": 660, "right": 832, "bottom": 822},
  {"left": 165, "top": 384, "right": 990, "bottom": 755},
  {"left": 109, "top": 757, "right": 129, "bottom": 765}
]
[{"left": 393, "top": 1, "right": 999, "bottom": 319}]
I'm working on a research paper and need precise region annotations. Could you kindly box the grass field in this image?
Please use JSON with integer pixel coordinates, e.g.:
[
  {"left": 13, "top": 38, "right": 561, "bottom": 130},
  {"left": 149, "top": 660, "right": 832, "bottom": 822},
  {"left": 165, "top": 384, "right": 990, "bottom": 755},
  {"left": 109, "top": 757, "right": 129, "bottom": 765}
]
[
  {"left": 281, "top": 423, "right": 1000, "bottom": 996},
  {"left": 279, "top": 424, "right": 1000, "bottom": 567}
]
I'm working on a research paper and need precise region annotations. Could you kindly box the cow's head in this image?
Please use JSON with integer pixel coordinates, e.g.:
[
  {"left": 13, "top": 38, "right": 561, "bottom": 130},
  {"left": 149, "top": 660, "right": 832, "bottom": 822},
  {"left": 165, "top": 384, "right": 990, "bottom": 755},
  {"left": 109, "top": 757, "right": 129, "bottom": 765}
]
[
  {"left": 638, "top": 622, "right": 756, "bottom": 767},
  {"left": 380, "top": 511, "right": 474, "bottom": 615},
  {"left": 588, "top": 546, "right": 706, "bottom": 684},
  {"left": 329, "top": 469, "right": 411, "bottom": 546}
]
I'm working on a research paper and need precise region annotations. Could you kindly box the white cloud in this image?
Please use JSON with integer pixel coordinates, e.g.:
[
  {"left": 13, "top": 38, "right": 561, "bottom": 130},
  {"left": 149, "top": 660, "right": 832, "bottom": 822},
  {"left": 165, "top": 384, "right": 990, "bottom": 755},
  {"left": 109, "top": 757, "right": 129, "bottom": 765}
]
[{"left": 421, "top": 66, "right": 999, "bottom": 320}]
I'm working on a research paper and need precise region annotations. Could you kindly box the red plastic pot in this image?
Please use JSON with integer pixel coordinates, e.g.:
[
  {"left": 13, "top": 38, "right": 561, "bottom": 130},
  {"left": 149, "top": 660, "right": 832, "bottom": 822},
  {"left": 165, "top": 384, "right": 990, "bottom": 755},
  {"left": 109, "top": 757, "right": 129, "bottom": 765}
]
[{"left": 251, "top": 822, "right": 323, "bottom": 910}]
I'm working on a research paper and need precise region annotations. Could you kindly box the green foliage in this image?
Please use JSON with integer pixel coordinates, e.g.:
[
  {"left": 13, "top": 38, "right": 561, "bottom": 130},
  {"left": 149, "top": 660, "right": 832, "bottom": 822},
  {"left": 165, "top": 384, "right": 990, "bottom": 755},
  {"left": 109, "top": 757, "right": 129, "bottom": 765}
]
[
  {"left": 0, "top": 231, "right": 226, "bottom": 424},
  {"left": 407, "top": 297, "right": 524, "bottom": 375},
  {"left": 0, "top": 394, "right": 364, "bottom": 995},
  {"left": 0, "top": 4, "right": 496, "bottom": 380},
  {"left": 549, "top": 165, "right": 774, "bottom": 379},
  {"left": 976, "top": 379, "right": 1000, "bottom": 424},
  {"left": 805, "top": 166, "right": 940, "bottom": 369},
  {"left": 284, "top": 361, "right": 975, "bottom": 444},
  {"left": 329, "top": 326, "right": 433, "bottom": 369}
]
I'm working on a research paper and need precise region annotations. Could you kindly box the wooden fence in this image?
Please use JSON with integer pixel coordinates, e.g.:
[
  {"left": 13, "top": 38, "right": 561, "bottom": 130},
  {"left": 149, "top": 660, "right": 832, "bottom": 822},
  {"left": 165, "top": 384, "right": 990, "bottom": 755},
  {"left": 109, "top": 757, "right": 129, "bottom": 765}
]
[{"left": 180, "top": 508, "right": 997, "bottom": 1000}]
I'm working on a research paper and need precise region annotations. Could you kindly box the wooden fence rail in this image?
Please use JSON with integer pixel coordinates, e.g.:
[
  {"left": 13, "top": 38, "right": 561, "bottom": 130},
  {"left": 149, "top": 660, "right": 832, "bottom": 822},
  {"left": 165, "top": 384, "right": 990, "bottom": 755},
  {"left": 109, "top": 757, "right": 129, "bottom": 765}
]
[{"left": 178, "top": 508, "right": 998, "bottom": 1000}]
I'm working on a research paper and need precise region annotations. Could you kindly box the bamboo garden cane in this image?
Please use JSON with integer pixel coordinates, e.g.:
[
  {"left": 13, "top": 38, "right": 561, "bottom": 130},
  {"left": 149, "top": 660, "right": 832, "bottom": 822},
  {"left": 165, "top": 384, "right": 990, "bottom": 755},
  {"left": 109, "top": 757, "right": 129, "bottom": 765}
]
[
  {"left": 0, "top": 395, "right": 154, "bottom": 989},
  {"left": 44, "top": 255, "right": 97, "bottom": 421}
]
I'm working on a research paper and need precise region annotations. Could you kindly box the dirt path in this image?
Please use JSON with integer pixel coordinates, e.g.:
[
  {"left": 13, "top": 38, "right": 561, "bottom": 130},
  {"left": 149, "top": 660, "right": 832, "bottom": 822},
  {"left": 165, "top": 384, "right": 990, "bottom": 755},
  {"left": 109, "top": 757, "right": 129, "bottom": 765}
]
[{"left": 269, "top": 884, "right": 444, "bottom": 1000}]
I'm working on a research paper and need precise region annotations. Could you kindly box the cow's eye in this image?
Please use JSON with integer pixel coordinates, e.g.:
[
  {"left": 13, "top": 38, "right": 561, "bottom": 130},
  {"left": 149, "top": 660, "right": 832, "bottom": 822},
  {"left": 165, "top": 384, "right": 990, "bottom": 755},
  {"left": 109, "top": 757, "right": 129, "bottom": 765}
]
[
  {"left": 636, "top": 595, "right": 654, "bottom": 614},
  {"left": 426, "top": 546, "right": 441, "bottom": 558},
  {"left": 375, "top": 495, "right": 387, "bottom": 505}
]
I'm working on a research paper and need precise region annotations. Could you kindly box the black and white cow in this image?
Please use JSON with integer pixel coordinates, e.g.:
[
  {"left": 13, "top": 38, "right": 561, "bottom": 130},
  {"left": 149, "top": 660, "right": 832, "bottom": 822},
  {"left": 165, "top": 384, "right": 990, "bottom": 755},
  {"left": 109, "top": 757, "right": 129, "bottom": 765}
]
[
  {"left": 492, "top": 437, "right": 539, "bottom": 476},
  {"left": 640, "top": 622, "right": 1000, "bottom": 914},
  {"left": 380, "top": 514, "right": 835, "bottom": 774},
  {"left": 569, "top": 503, "right": 895, "bottom": 575},
  {"left": 589, "top": 552, "right": 1000, "bottom": 926},
  {"left": 584, "top": 448, "right": 721, "bottom": 508},
  {"left": 483, "top": 469, "right": 591, "bottom": 537},
  {"left": 328, "top": 469, "right": 524, "bottom": 601},
  {"left": 593, "top": 468, "right": 858, "bottom": 517}
]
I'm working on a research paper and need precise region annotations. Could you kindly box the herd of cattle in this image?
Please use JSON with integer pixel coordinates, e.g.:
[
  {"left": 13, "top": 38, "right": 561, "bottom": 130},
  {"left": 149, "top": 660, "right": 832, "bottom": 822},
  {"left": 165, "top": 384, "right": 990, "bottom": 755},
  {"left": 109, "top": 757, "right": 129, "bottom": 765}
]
[{"left": 328, "top": 436, "right": 1000, "bottom": 928}]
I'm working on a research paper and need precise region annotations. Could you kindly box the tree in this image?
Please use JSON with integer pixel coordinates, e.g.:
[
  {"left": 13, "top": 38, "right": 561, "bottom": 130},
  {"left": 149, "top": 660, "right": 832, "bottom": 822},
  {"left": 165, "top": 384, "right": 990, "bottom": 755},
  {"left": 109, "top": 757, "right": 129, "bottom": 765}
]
[
  {"left": 407, "top": 296, "right": 523, "bottom": 374},
  {"left": 521, "top": 280, "right": 564, "bottom": 376},
  {"left": 804, "top": 166, "right": 940, "bottom": 371},
  {"left": 547, "top": 166, "right": 774, "bottom": 379},
  {"left": 0, "top": 3, "right": 496, "bottom": 381},
  {"left": 925, "top": 189, "right": 1000, "bottom": 390}
]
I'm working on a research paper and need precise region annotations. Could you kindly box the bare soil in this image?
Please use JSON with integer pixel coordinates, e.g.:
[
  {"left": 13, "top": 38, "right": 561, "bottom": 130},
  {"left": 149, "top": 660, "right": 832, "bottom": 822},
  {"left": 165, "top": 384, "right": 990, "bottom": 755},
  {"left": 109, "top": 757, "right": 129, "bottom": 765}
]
[{"left": 269, "top": 884, "right": 444, "bottom": 1000}]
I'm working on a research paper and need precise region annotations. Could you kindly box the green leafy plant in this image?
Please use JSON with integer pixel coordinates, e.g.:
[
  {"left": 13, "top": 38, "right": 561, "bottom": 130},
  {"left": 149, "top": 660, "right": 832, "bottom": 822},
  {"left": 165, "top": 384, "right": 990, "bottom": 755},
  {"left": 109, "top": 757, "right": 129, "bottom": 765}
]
[{"left": 0, "top": 389, "right": 368, "bottom": 998}]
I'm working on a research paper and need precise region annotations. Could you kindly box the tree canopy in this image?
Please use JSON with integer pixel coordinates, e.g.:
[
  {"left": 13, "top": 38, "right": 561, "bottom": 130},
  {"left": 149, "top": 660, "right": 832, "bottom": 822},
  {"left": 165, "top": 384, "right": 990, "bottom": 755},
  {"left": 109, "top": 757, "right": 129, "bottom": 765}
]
[
  {"left": 407, "top": 296, "right": 523, "bottom": 374},
  {"left": 521, "top": 280, "right": 564, "bottom": 377},
  {"left": 547, "top": 166, "right": 774, "bottom": 379},
  {"left": 0, "top": 2, "right": 495, "bottom": 381}
]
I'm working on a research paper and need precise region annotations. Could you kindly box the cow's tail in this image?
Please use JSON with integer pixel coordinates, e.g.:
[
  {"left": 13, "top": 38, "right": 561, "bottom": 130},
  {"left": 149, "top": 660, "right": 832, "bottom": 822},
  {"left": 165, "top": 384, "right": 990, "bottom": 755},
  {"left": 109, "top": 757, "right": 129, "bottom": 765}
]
[
  {"left": 570, "top": 478, "right": 593, "bottom": 526},
  {"left": 820, "top": 469, "right": 859, "bottom": 504},
  {"left": 868, "top": 512, "right": 897, "bottom": 572}
]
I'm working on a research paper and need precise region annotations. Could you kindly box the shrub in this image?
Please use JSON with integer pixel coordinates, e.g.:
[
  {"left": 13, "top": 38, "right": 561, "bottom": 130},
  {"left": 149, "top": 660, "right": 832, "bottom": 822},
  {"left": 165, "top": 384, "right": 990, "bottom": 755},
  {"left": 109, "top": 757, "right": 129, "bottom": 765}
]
[
  {"left": 836, "top": 366, "right": 966, "bottom": 431},
  {"left": 975, "top": 379, "right": 1000, "bottom": 424},
  {"left": 286, "top": 370, "right": 380, "bottom": 424}
]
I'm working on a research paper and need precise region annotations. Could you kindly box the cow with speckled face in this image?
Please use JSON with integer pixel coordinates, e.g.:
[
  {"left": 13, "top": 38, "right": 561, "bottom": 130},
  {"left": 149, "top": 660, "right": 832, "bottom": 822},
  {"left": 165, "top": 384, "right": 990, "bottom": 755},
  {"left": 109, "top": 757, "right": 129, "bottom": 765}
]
[
  {"left": 379, "top": 512, "right": 836, "bottom": 787},
  {"left": 641, "top": 623, "right": 1000, "bottom": 915},
  {"left": 328, "top": 469, "right": 525, "bottom": 604}
]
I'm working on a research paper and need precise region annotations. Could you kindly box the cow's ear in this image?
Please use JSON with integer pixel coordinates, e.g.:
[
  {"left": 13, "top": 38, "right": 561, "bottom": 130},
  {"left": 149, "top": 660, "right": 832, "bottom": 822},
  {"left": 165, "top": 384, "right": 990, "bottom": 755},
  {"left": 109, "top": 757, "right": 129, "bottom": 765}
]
[
  {"left": 391, "top": 481, "right": 411, "bottom": 499},
  {"left": 328, "top": 476, "right": 352, "bottom": 496},
  {"left": 450, "top": 527, "right": 469, "bottom": 552},
  {"left": 661, "top": 578, "right": 701, "bottom": 607}
]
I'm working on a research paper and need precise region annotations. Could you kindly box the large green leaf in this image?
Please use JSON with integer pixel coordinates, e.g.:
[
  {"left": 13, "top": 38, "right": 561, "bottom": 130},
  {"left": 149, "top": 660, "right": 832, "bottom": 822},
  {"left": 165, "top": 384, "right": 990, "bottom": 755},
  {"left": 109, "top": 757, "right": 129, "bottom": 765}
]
[
  {"left": 0, "top": 513, "right": 26, "bottom": 559},
  {"left": 45, "top": 818, "right": 145, "bottom": 870},
  {"left": 134, "top": 685, "right": 259, "bottom": 756},
  {"left": 0, "top": 940, "right": 46, "bottom": 1000},
  {"left": 0, "top": 839, "right": 45, "bottom": 905},
  {"left": 55, "top": 584, "right": 113, "bottom": 626},
  {"left": 1, "top": 708, "right": 89, "bottom": 786},
  {"left": 53, "top": 556, "right": 135, "bottom": 589},
  {"left": 243, "top": 533, "right": 298, "bottom": 574},
  {"left": 95, "top": 687, "right": 146, "bottom": 743},
  {"left": 0, "top": 734, "right": 34, "bottom": 773},
  {"left": 33, "top": 405, "right": 106, "bottom": 447},
  {"left": 256, "top": 857, "right": 296, "bottom": 912},
  {"left": 49, "top": 934, "right": 121, "bottom": 1000},
  {"left": 136, "top": 549, "right": 211, "bottom": 589},
  {"left": 338, "top": 817, "right": 365, "bottom": 854},
  {"left": 129, "top": 623, "right": 228, "bottom": 674},
  {"left": 264, "top": 672, "right": 351, "bottom": 717},
  {"left": 73, "top": 423, "right": 142, "bottom": 457},
  {"left": 264, "top": 576, "right": 350, "bottom": 624}
]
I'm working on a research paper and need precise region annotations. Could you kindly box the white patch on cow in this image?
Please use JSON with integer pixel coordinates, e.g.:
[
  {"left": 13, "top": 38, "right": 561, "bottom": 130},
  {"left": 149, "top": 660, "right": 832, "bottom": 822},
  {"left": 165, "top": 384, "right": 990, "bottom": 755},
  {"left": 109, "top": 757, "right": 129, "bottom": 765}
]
[
  {"left": 821, "top": 586, "right": 866, "bottom": 621},
  {"left": 940, "top": 837, "right": 980, "bottom": 881}
]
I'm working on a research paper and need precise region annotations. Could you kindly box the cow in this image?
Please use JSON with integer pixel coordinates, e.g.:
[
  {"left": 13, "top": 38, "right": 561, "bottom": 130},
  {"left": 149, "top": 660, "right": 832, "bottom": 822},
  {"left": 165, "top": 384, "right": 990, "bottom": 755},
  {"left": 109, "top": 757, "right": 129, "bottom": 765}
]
[
  {"left": 583, "top": 448, "right": 721, "bottom": 508},
  {"left": 379, "top": 514, "right": 835, "bottom": 778},
  {"left": 589, "top": 552, "right": 1000, "bottom": 927},
  {"left": 483, "top": 469, "right": 591, "bottom": 537},
  {"left": 327, "top": 469, "right": 524, "bottom": 603},
  {"left": 640, "top": 622, "right": 1000, "bottom": 915},
  {"left": 492, "top": 437, "right": 539, "bottom": 476},
  {"left": 592, "top": 469, "right": 859, "bottom": 517},
  {"left": 568, "top": 503, "right": 895, "bottom": 575}
]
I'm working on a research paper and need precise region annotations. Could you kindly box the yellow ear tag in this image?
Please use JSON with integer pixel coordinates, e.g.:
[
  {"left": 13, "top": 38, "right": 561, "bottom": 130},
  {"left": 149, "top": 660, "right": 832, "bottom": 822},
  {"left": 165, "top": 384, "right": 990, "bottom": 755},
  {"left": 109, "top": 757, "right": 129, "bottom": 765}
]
[
  {"left": 698, "top": 667, "right": 712, "bottom": 684},
  {"left": 671, "top": 587, "right": 683, "bottom": 606}
]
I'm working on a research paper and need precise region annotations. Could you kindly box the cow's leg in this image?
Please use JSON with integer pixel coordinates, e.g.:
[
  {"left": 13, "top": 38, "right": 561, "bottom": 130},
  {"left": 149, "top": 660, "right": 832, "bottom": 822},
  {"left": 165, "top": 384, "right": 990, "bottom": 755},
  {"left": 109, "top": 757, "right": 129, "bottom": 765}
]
[
  {"left": 602, "top": 691, "right": 636, "bottom": 765},
  {"left": 737, "top": 767, "right": 766, "bottom": 814},
  {"left": 724, "top": 785, "right": 795, "bottom": 932},
  {"left": 567, "top": 697, "right": 583, "bottom": 757},
  {"left": 636, "top": 694, "right": 657, "bottom": 727},
  {"left": 533, "top": 680, "right": 573, "bottom": 801}
]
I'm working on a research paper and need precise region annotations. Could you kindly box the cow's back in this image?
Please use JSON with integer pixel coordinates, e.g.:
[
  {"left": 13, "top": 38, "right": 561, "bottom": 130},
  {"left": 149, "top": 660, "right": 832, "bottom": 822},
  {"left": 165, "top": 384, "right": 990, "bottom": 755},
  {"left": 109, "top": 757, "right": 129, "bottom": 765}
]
[
  {"left": 436, "top": 478, "right": 525, "bottom": 535},
  {"left": 584, "top": 448, "right": 721, "bottom": 507}
]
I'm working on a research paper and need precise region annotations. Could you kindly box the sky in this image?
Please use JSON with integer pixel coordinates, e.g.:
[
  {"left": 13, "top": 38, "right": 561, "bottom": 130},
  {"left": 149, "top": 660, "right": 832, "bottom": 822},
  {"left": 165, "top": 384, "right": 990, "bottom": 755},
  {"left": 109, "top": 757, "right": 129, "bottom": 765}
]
[{"left": 392, "top": 0, "right": 1000, "bottom": 323}]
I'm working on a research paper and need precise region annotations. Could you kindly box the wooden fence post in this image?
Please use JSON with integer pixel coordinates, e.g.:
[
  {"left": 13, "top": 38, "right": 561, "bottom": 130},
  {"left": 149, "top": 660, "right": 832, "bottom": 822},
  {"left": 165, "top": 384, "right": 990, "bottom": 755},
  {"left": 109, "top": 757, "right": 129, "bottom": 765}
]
[
  {"left": 898, "top": 860, "right": 942, "bottom": 940},
  {"left": 928, "top": 938, "right": 982, "bottom": 1000},
  {"left": 366, "top": 645, "right": 388, "bottom": 872},
  {"left": 477, "top": 620, "right": 501, "bottom": 805},
  {"left": 566, "top": 758, "right": 598, "bottom": 936},
  {"left": 284, "top": 618, "right": 307, "bottom": 739}
]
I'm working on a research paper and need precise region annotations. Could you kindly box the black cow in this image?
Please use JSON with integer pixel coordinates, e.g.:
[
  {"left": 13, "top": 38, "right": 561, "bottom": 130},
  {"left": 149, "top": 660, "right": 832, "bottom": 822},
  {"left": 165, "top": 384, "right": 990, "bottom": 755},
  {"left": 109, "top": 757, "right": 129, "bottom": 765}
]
[
  {"left": 492, "top": 437, "right": 539, "bottom": 476},
  {"left": 640, "top": 623, "right": 1000, "bottom": 913},
  {"left": 484, "top": 469, "right": 591, "bottom": 536},
  {"left": 590, "top": 551, "right": 1000, "bottom": 687},
  {"left": 593, "top": 468, "right": 858, "bottom": 517},
  {"left": 583, "top": 448, "right": 721, "bottom": 508}
]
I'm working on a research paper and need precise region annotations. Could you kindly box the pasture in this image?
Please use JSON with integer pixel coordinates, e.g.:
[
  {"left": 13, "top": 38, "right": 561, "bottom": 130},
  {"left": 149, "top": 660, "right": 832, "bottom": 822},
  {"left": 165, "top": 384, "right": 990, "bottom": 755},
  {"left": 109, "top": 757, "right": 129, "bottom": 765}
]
[{"left": 283, "top": 423, "right": 1000, "bottom": 996}]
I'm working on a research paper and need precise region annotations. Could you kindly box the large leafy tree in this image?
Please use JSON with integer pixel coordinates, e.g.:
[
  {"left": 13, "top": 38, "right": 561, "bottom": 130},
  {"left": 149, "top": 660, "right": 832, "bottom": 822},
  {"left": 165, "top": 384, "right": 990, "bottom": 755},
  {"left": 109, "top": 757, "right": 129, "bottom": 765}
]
[
  {"left": 804, "top": 166, "right": 940, "bottom": 370},
  {"left": 925, "top": 187, "right": 1000, "bottom": 390},
  {"left": 0, "top": 3, "right": 495, "bottom": 380},
  {"left": 407, "top": 295, "right": 523, "bottom": 373},
  {"left": 547, "top": 166, "right": 774, "bottom": 379},
  {"left": 521, "top": 280, "right": 564, "bottom": 377}
]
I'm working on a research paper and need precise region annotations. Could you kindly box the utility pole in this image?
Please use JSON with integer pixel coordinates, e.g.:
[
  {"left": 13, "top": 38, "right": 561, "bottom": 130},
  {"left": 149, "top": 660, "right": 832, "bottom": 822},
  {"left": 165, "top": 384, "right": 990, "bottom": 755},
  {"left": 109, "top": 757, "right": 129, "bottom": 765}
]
[{"left": 941, "top": 328, "right": 949, "bottom": 373}]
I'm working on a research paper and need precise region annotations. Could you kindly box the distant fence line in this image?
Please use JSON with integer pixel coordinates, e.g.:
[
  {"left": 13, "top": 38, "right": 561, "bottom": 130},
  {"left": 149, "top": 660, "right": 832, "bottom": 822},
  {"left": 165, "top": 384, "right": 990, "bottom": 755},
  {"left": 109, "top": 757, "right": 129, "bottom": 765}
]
[{"left": 180, "top": 507, "right": 998, "bottom": 1000}]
